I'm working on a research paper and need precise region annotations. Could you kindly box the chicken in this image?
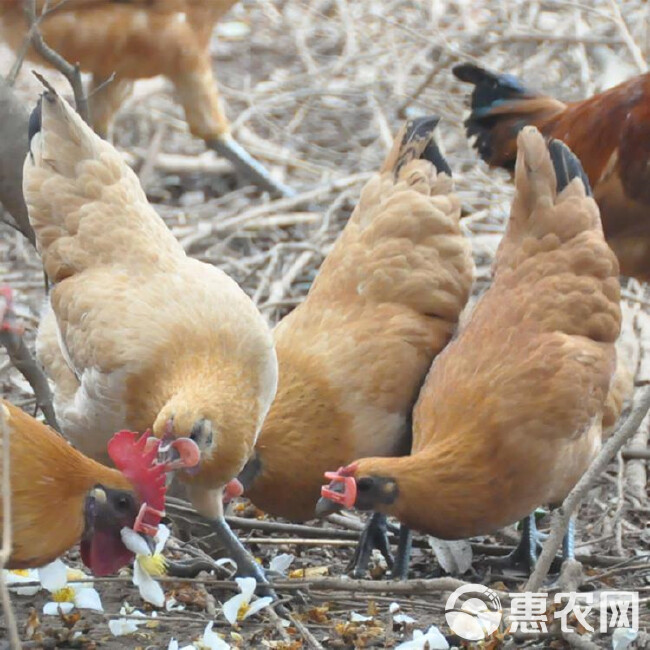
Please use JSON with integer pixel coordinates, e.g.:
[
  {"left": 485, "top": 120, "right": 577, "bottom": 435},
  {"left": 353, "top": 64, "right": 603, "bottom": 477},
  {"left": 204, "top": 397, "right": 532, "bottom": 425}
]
[
  {"left": 23, "top": 86, "right": 278, "bottom": 583},
  {"left": 0, "top": 0, "right": 291, "bottom": 196},
  {"left": 452, "top": 64, "right": 650, "bottom": 281},
  {"left": 318, "top": 128, "right": 621, "bottom": 572},
  {"left": 238, "top": 116, "right": 474, "bottom": 577},
  {"left": 603, "top": 355, "right": 634, "bottom": 436},
  {"left": 0, "top": 398, "right": 198, "bottom": 574}
]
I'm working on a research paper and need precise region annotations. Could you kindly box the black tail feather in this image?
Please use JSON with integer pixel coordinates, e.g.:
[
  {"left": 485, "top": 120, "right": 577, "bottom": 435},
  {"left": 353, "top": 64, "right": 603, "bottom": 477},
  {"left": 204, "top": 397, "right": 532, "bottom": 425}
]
[
  {"left": 548, "top": 139, "right": 592, "bottom": 197},
  {"left": 452, "top": 63, "right": 530, "bottom": 112},
  {"left": 453, "top": 63, "right": 536, "bottom": 168},
  {"left": 28, "top": 95, "right": 43, "bottom": 148},
  {"left": 398, "top": 115, "right": 452, "bottom": 177}
]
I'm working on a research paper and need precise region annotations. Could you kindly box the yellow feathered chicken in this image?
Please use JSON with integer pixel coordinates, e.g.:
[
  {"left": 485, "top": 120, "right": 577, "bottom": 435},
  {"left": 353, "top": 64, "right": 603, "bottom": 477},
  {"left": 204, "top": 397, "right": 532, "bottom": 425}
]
[
  {"left": 1, "top": 0, "right": 290, "bottom": 195},
  {"left": 319, "top": 128, "right": 622, "bottom": 572},
  {"left": 239, "top": 117, "right": 474, "bottom": 577},
  {"left": 23, "top": 86, "right": 278, "bottom": 583}
]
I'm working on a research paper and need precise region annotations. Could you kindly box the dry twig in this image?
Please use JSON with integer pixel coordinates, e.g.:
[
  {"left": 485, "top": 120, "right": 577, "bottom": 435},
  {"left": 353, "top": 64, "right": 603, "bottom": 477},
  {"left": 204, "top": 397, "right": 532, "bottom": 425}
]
[
  {"left": 621, "top": 447, "right": 650, "bottom": 461},
  {"left": 0, "top": 288, "right": 59, "bottom": 431},
  {"left": 272, "top": 576, "right": 509, "bottom": 599},
  {"left": 23, "top": 0, "right": 90, "bottom": 124},
  {"left": 288, "top": 612, "right": 325, "bottom": 649},
  {"left": 606, "top": 0, "right": 648, "bottom": 73}
]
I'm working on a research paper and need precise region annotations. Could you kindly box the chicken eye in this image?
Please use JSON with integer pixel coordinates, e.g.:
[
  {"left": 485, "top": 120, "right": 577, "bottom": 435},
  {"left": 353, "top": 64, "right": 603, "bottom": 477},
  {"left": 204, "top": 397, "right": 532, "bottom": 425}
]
[
  {"left": 190, "top": 418, "right": 213, "bottom": 447},
  {"left": 356, "top": 478, "right": 373, "bottom": 492},
  {"left": 115, "top": 495, "right": 132, "bottom": 512}
]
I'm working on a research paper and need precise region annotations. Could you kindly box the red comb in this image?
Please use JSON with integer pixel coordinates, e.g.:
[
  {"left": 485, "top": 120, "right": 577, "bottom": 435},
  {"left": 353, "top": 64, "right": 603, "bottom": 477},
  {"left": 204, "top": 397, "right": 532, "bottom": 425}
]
[
  {"left": 107, "top": 430, "right": 167, "bottom": 534},
  {"left": 320, "top": 463, "right": 359, "bottom": 509},
  {"left": 0, "top": 286, "right": 24, "bottom": 335},
  {"left": 338, "top": 462, "right": 359, "bottom": 476}
]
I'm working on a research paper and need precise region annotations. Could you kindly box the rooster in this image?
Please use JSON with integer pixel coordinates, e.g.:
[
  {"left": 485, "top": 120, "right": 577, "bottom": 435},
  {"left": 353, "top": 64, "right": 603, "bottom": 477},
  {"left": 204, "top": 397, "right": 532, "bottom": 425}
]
[
  {"left": 453, "top": 63, "right": 650, "bottom": 280},
  {"left": 0, "top": 399, "right": 198, "bottom": 574}
]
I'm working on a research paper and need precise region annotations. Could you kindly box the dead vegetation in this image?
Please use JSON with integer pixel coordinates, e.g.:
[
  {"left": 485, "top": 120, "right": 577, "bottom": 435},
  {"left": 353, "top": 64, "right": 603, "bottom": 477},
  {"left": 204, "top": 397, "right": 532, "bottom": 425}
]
[{"left": 1, "top": 0, "right": 649, "bottom": 648}]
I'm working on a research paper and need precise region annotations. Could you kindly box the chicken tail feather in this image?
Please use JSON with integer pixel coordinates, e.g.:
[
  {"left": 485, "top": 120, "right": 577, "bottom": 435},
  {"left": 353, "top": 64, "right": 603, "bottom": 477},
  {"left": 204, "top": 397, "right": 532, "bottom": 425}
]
[
  {"left": 28, "top": 96, "right": 43, "bottom": 154},
  {"left": 548, "top": 138, "right": 592, "bottom": 197},
  {"left": 382, "top": 115, "right": 451, "bottom": 178},
  {"left": 453, "top": 62, "right": 565, "bottom": 169},
  {"left": 495, "top": 126, "right": 616, "bottom": 283},
  {"left": 515, "top": 126, "right": 592, "bottom": 213}
]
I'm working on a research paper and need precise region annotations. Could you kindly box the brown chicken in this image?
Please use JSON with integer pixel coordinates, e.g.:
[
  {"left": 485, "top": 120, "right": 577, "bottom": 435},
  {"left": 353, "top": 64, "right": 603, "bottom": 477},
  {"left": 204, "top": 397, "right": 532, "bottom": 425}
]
[
  {"left": 238, "top": 116, "right": 474, "bottom": 576},
  {"left": 23, "top": 87, "right": 278, "bottom": 583},
  {"left": 318, "top": 128, "right": 621, "bottom": 571},
  {"left": 0, "top": 398, "right": 198, "bottom": 574},
  {"left": 452, "top": 64, "right": 650, "bottom": 281},
  {"left": 0, "top": 0, "right": 291, "bottom": 195}
]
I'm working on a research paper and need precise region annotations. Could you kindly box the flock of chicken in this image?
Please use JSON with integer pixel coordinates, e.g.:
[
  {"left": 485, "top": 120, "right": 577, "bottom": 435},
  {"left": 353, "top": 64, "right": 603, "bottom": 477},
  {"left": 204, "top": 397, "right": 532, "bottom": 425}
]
[{"left": 0, "top": 0, "right": 647, "bottom": 606}]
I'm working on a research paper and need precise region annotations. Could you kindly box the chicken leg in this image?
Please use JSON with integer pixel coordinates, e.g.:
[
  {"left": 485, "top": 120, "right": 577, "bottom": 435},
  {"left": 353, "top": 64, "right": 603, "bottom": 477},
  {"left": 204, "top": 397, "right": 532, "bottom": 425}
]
[
  {"left": 489, "top": 513, "right": 575, "bottom": 573},
  {"left": 207, "top": 135, "right": 295, "bottom": 198},
  {"left": 166, "top": 514, "right": 275, "bottom": 596},
  {"left": 89, "top": 75, "right": 134, "bottom": 141},
  {"left": 392, "top": 525, "right": 412, "bottom": 580},
  {"left": 347, "top": 513, "right": 412, "bottom": 580},
  {"left": 501, "top": 513, "right": 543, "bottom": 572},
  {"left": 562, "top": 518, "right": 575, "bottom": 560},
  {"left": 171, "top": 63, "right": 294, "bottom": 198},
  {"left": 209, "top": 516, "right": 268, "bottom": 584},
  {"left": 347, "top": 513, "right": 394, "bottom": 578}
]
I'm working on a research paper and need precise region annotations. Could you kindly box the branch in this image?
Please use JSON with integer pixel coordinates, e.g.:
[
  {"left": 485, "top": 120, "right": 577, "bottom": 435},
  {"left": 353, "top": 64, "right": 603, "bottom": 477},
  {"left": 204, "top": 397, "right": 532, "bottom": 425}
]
[
  {"left": 525, "top": 385, "right": 650, "bottom": 592},
  {"left": 0, "top": 405, "right": 22, "bottom": 650},
  {"left": 0, "top": 78, "right": 35, "bottom": 245},
  {"left": 606, "top": 0, "right": 648, "bottom": 74},
  {"left": 271, "top": 575, "right": 510, "bottom": 599},
  {"left": 621, "top": 446, "right": 650, "bottom": 461},
  {"left": 0, "top": 288, "right": 59, "bottom": 432},
  {"left": 23, "top": 0, "right": 90, "bottom": 124}
]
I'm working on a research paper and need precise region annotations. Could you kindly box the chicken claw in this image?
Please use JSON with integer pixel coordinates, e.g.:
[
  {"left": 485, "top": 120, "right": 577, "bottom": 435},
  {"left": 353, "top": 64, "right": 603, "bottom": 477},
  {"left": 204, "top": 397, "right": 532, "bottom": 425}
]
[
  {"left": 208, "top": 516, "right": 276, "bottom": 599},
  {"left": 487, "top": 514, "right": 574, "bottom": 575},
  {"left": 346, "top": 514, "right": 413, "bottom": 580}
]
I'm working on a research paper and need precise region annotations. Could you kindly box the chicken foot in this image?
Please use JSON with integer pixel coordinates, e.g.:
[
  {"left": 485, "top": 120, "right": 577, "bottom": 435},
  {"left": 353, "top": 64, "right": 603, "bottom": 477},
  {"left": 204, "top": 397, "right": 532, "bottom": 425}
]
[
  {"left": 164, "top": 515, "right": 278, "bottom": 599},
  {"left": 346, "top": 513, "right": 412, "bottom": 579},
  {"left": 209, "top": 515, "right": 276, "bottom": 596},
  {"left": 346, "top": 512, "right": 393, "bottom": 577},
  {"left": 503, "top": 514, "right": 543, "bottom": 572},
  {"left": 206, "top": 136, "right": 295, "bottom": 198},
  {"left": 488, "top": 514, "right": 575, "bottom": 574},
  {"left": 166, "top": 514, "right": 275, "bottom": 590},
  {"left": 391, "top": 525, "right": 412, "bottom": 580}
]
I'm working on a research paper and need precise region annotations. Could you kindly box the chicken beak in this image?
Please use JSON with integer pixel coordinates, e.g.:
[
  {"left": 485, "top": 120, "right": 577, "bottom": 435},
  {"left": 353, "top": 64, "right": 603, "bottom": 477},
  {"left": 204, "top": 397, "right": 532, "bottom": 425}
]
[
  {"left": 315, "top": 471, "right": 357, "bottom": 517},
  {"left": 133, "top": 502, "right": 165, "bottom": 537},
  {"left": 314, "top": 494, "right": 342, "bottom": 517},
  {"left": 158, "top": 437, "right": 201, "bottom": 473},
  {"left": 143, "top": 532, "right": 156, "bottom": 554},
  {"left": 83, "top": 488, "right": 104, "bottom": 537}
]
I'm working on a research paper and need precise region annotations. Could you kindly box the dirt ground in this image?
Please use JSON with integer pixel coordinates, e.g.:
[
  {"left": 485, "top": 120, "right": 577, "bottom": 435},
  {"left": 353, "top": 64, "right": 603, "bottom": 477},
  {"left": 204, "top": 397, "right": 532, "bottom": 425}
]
[{"left": 1, "top": 0, "right": 650, "bottom": 648}]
